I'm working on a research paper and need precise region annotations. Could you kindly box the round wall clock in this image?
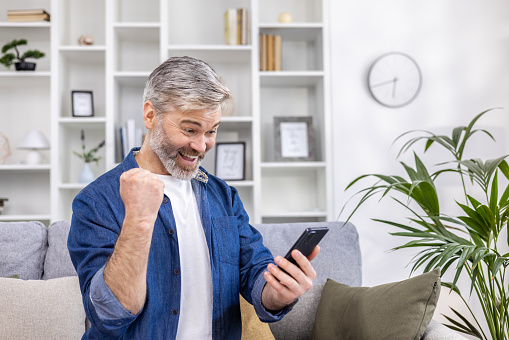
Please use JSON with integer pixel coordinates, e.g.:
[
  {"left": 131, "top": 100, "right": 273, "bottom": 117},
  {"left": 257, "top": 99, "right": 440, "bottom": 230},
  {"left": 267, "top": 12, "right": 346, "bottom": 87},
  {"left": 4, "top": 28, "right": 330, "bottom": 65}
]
[{"left": 367, "top": 52, "right": 422, "bottom": 108}]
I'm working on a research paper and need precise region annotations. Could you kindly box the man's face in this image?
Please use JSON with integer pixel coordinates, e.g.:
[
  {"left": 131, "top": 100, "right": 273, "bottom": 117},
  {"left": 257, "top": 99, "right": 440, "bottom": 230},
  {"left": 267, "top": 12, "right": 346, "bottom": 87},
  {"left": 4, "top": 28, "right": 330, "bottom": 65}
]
[{"left": 150, "top": 107, "right": 221, "bottom": 180}]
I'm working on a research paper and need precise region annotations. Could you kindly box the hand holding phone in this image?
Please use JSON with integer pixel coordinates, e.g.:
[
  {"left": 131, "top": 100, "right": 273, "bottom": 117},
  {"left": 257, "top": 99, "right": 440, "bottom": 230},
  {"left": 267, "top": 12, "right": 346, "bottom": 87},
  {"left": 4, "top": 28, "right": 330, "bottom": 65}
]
[{"left": 283, "top": 227, "right": 328, "bottom": 268}]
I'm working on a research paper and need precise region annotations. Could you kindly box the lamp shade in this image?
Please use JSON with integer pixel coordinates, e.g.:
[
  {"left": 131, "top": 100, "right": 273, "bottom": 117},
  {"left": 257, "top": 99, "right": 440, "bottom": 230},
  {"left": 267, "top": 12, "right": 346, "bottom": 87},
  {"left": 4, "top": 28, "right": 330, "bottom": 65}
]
[{"left": 18, "top": 130, "right": 50, "bottom": 149}]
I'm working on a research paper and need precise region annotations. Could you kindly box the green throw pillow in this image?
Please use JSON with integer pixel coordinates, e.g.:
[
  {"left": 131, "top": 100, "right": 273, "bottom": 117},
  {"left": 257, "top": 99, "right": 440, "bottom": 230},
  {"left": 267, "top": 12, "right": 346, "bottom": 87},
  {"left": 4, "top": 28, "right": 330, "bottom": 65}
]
[{"left": 311, "top": 268, "right": 441, "bottom": 340}]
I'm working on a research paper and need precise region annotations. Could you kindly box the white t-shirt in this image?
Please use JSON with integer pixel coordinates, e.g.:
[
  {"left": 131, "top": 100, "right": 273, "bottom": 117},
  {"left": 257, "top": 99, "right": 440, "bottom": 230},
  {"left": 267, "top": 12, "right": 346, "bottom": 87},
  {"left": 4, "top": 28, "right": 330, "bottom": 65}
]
[{"left": 158, "top": 175, "right": 213, "bottom": 340}]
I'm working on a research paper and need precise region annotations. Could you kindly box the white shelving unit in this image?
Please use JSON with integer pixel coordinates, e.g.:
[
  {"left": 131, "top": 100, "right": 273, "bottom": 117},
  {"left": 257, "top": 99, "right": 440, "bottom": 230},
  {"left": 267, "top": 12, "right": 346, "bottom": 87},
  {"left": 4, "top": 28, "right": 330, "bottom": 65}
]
[{"left": 0, "top": 0, "right": 331, "bottom": 225}]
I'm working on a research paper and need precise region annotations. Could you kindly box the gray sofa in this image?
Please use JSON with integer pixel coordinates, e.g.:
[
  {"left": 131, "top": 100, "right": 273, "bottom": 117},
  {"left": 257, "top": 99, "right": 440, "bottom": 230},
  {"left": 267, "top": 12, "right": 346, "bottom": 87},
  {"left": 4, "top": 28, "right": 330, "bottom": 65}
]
[{"left": 0, "top": 220, "right": 466, "bottom": 339}]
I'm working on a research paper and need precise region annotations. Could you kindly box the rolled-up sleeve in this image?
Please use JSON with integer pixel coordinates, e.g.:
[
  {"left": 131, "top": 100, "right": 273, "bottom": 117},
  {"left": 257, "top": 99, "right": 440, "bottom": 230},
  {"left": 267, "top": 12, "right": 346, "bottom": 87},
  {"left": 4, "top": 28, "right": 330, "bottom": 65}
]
[
  {"left": 251, "top": 271, "right": 297, "bottom": 322},
  {"left": 90, "top": 265, "right": 141, "bottom": 320}
]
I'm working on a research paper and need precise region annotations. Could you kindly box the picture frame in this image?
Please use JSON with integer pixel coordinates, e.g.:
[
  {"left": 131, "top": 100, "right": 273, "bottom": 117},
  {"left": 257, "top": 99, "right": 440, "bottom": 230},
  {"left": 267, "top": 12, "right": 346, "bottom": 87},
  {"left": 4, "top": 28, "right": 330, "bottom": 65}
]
[
  {"left": 215, "top": 142, "right": 246, "bottom": 181},
  {"left": 71, "top": 91, "right": 94, "bottom": 117},
  {"left": 274, "top": 116, "right": 315, "bottom": 162}
]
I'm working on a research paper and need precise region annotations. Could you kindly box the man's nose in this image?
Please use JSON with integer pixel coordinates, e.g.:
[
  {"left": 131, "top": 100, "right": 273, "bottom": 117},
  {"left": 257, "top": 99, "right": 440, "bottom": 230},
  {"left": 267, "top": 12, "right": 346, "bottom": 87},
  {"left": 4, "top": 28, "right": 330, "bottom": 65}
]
[{"left": 190, "top": 135, "right": 207, "bottom": 153}]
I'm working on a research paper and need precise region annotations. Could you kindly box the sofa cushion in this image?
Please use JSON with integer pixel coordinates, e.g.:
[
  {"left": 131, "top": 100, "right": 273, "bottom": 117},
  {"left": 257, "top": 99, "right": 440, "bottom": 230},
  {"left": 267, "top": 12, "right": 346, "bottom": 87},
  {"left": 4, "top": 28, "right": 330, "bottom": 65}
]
[
  {"left": 422, "top": 320, "right": 467, "bottom": 340},
  {"left": 43, "top": 220, "right": 76, "bottom": 279},
  {"left": 0, "top": 221, "right": 47, "bottom": 279},
  {"left": 254, "top": 221, "right": 362, "bottom": 340},
  {"left": 0, "top": 276, "right": 86, "bottom": 339},
  {"left": 311, "top": 268, "right": 441, "bottom": 340},
  {"left": 241, "top": 295, "right": 275, "bottom": 340}
]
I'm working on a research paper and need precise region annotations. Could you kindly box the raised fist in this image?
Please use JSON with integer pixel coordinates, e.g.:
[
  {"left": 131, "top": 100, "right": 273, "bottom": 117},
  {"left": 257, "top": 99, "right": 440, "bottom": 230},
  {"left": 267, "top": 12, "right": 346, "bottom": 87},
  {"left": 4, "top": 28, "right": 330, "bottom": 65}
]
[{"left": 119, "top": 168, "right": 165, "bottom": 229}]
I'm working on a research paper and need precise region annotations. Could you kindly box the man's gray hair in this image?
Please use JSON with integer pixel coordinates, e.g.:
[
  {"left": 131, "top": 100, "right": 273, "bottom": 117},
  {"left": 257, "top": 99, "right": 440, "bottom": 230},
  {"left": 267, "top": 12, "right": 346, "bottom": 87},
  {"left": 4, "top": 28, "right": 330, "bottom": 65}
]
[{"left": 143, "top": 56, "right": 232, "bottom": 114}]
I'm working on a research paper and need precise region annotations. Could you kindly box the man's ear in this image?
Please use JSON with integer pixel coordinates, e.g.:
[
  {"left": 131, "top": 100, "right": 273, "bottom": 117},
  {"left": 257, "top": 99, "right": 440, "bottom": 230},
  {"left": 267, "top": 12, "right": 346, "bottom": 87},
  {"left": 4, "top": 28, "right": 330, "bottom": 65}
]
[{"left": 143, "top": 101, "right": 157, "bottom": 129}]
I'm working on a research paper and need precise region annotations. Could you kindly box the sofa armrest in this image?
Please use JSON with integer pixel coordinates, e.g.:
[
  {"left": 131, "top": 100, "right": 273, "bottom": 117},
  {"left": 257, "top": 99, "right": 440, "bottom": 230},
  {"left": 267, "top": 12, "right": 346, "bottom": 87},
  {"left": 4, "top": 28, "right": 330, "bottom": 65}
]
[{"left": 422, "top": 320, "right": 468, "bottom": 340}]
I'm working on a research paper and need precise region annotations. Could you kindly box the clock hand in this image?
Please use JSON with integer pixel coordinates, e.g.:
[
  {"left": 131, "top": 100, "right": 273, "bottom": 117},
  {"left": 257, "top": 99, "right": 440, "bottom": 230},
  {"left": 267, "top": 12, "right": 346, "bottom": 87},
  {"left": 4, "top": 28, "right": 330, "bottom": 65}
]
[
  {"left": 372, "top": 78, "right": 396, "bottom": 88},
  {"left": 392, "top": 77, "right": 398, "bottom": 98}
]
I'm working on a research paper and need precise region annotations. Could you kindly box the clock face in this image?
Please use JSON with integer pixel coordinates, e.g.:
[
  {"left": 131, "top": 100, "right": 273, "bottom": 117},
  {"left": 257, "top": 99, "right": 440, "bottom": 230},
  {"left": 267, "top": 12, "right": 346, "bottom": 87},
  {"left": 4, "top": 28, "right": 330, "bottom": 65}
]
[{"left": 368, "top": 52, "right": 422, "bottom": 108}]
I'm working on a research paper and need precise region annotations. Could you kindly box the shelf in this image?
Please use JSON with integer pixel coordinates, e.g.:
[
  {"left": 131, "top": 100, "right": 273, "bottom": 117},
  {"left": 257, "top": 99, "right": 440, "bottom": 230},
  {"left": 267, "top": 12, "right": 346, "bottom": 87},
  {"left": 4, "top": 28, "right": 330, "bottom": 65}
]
[
  {"left": 0, "top": 22, "right": 51, "bottom": 28},
  {"left": 59, "top": 117, "right": 107, "bottom": 128},
  {"left": 225, "top": 180, "right": 254, "bottom": 187},
  {"left": 0, "top": 70, "right": 51, "bottom": 81},
  {"left": 114, "top": 72, "right": 150, "bottom": 86},
  {"left": 259, "top": 23, "right": 323, "bottom": 29},
  {"left": 0, "top": 214, "right": 51, "bottom": 222},
  {"left": 59, "top": 46, "right": 106, "bottom": 63},
  {"left": 261, "top": 162, "right": 326, "bottom": 169},
  {"left": 169, "top": 44, "right": 251, "bottom": 51},
  {"left": 0, "top": 165, "right": 51, "bottom": 171},
  {"left": 260, "top": 72, "right": 324, "bottom": 87},
  {"left": 113, "top": 22, "right": 160, "bottom": 29},
  {"left": 58, "top": 183, "right": 86, "bottom": 190},
  {"left": 220, "top": 116, "right": 253, "bottom": 129}
]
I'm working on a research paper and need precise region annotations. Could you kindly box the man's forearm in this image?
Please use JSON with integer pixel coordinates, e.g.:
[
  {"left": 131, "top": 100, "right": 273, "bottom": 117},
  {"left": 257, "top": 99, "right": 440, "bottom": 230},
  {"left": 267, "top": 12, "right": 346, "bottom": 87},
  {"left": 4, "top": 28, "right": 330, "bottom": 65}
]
[{"left": 103, "top": 219, "right": 154, "bottom": 315}]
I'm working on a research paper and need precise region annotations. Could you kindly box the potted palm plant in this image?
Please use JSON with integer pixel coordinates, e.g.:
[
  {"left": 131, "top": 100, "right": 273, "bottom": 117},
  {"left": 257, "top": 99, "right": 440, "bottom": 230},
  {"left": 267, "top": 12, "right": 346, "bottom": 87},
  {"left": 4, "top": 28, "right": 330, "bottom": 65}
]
[
  {"left": 342, "top": 108, "right": 509, "bottom": 339},
  {"left": 0, "top": 39, "right": 45, "bottom": 71}
]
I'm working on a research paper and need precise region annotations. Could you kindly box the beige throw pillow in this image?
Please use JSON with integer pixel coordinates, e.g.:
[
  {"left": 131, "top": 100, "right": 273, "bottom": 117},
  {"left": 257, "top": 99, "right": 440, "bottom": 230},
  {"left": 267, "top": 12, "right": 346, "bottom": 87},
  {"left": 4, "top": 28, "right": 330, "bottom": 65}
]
[{"left": 0, "top": 276, "right": 86, "bottom": 339}]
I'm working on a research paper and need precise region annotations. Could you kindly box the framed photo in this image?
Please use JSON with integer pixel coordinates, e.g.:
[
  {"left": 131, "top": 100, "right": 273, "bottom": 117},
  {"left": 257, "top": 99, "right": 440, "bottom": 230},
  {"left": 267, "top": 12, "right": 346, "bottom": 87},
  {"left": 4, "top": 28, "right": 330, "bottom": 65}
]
[
  {"left": 72, "top": 91, "right": 94, "bottom": 117},
  {"left": 215, "top": 142, "right": 246, "bottom": 181},
  {"left": 274, "top": 116, "right": 315, "bottom": 161}
]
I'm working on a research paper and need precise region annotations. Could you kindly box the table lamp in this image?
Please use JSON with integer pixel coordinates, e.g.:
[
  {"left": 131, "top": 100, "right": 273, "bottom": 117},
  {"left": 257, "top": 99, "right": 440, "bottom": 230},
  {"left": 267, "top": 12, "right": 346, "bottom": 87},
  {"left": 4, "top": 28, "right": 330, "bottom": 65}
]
[{"left": 18, "top": 129, "right": 50, "bottom": 165}]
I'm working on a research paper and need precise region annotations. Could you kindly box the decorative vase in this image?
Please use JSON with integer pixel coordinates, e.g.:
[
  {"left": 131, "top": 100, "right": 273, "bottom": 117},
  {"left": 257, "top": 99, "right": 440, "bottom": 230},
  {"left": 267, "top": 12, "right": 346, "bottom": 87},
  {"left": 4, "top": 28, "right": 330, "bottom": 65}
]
[
  {"left": 15, "top": 62, "right": 36, "bottom": 71},
  {"left": 78, "top": 162, "right": 95, "bottom": 184}
]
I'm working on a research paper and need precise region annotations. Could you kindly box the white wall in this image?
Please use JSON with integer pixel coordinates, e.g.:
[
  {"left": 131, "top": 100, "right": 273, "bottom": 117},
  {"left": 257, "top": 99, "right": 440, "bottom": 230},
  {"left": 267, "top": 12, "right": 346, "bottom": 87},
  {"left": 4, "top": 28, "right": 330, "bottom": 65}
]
[{"left": 330, "top": 1, "right": 509, "bottom": 337}]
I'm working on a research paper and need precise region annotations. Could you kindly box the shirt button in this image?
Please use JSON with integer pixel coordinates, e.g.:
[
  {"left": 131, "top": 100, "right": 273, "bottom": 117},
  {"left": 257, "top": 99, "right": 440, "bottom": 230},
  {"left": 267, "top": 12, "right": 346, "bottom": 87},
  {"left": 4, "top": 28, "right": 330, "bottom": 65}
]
[
  {"left": 174, "top": 269, "right": 180, "bottom": 275},
  {"left": 172, "top": 309, "right": 178, "bottom": 315},
  {"left": 163, "top": 198, "right": 168, "bottom": 204},
  {"left": 168, "top": 229, "right": 174, "bottom": 235}
]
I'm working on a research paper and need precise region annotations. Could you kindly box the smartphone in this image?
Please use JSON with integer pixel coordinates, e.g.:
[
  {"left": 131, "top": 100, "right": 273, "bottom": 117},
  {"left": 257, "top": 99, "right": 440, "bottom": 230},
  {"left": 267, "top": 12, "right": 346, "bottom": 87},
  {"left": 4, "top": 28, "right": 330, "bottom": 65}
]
[{"left": 283, "top": 227, "right": 329, "bottom": 267}]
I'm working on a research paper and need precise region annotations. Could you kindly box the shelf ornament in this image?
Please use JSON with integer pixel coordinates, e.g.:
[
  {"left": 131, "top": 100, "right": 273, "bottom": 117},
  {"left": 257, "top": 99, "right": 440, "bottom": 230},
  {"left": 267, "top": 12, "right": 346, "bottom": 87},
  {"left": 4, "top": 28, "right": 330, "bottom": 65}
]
[
  {"left": 73, "top": 130, "right": 105, "bottom": 184},
  {"left": 0, "top": 132, "right": 11, "bottom": 164},
  {"left": 0, "top": 39, "right": 45, "bottom": 71}
]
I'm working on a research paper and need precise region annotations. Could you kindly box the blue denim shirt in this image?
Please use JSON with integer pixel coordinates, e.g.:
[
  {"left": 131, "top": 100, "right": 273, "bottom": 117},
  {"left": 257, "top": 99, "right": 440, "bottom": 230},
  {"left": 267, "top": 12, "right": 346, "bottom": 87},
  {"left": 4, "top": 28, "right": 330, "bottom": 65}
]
[{"left": 68, "top": 148, "right": 292, "bottom": 339}]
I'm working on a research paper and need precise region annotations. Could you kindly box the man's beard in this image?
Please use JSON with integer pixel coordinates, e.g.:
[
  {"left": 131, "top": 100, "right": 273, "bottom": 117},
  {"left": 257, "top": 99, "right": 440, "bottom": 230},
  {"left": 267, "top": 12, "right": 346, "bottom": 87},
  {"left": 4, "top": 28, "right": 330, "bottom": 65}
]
[{"left": 150, "top": 124, "right": 205, "bottom": 181}]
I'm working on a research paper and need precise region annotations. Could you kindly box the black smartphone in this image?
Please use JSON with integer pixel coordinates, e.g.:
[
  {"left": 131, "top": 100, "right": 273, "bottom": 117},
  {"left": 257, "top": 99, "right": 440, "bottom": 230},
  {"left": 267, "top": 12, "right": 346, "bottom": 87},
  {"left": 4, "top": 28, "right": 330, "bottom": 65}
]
[{"left": 283, "top": 227, "right": 329, "bottom": 267}]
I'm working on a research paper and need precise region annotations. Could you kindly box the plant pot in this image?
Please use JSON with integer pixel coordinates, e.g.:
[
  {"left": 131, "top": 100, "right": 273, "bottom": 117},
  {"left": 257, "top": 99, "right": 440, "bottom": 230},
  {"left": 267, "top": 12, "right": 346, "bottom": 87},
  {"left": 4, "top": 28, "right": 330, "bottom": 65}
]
[
  {"left": 15, "top": 62, "right": 36, "bottom": 71},
  {"left": 78, "top": 162, "right": 95, "bottom": 184}
]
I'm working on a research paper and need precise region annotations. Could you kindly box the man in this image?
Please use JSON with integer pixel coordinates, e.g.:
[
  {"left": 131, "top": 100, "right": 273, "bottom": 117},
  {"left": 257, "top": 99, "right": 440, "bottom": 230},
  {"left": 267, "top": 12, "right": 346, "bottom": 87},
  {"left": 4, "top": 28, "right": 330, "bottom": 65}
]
[{"left": 68, "top": 56, "right": 319, "bottom": 339}]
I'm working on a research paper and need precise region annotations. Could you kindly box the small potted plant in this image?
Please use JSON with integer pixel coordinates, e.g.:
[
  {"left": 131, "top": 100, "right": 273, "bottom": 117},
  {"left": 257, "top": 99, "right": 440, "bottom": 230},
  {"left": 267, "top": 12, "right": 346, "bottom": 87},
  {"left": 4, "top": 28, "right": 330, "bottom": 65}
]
[
  {"left": 73, "top": 130, "right": 105, "bottom": 184},
  {"left": 0, "top": 39, "right": 45, "bottom": 71}
]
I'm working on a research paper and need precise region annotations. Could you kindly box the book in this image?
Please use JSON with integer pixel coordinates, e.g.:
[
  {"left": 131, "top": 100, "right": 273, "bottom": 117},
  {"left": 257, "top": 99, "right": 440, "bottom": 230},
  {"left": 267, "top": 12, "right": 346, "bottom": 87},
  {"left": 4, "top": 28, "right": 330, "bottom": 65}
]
[
  {"left": 126, "top": 119, "right": 136, "bottom": 154},
  {"left": 267, "top": 35, "right": 274, "bottom": 71},
  {"left": 240, "top": 8, "right": 247, "bottom": 45},
  {"left": 8, "top": 9, "right": 48, "bottom": 15},
  {"left": 237, "top": 9, "right": 242, "bottom": 45},
  {"left": 274, "top": 35, "right": 282, "bottom": 71},
  {"left": 7, "top": 14, "right": 50, "bottom": 22},
  {"left": 260, "top": 34, "right": 268, "bottom": 71},
  {"left": 224, "top": 8, "right": 237, "bottom": 45},
  {"left": 259, "top": 34, "right": 282, "bottom": 71},
  {"left": 224, "top": 8, "right": 250, "bottom": 46},
  {"left": 7, "top": 9, "right": 50, "bottom": 22}
]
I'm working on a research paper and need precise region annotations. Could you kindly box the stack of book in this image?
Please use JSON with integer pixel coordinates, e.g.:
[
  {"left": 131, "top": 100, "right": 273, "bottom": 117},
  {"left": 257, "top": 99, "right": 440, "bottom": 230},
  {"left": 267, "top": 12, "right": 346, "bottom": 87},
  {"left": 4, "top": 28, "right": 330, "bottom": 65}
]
[
  {"left": 119, "top": 120, "right": 144, "bottom": 159},
  {"left": 259, "top": 34, "right": 282, "bottom": 71},
  {"left": 224, "top": 8, "right": 250, "bottom": 45},
  {"left": 7, "top": 9, "right": 50, "bottom": 22}
]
